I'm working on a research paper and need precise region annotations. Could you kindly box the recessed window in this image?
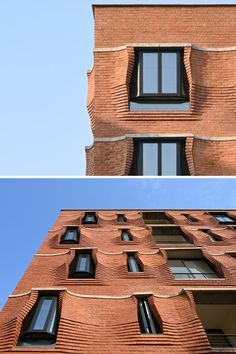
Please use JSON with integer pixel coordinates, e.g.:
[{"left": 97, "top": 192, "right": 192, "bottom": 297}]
[
  {"left": 201, "top": 229, "right": 221, "bottom": 243},
  {"left": 130, "top": 48, "right": 189, "bottom": 111},
  {"left": 210, "top": 212, "right": 236, "bottom": 225},
  {"left": 127, "top": 254, "right": 142, "bottom": 272},
  {"left": 143, "top": 211, "right": 172, "bottom": 225},
  {"left": 17, "top": 295, "right": 59, "bottom": 347},
  {"left": 152, "top": 226, "right": 190, "bottom": 244},
  {"left": 69, "top": 250, "right": 95, "bottom": 278},
  {"left": 117, "top": 214, "right": 127, "bottom": 223},
  {"left": 121, "top": 230, "right": 132, "bottom": 241},
  {"left": 131, "top": 140, "right": 189, "bottom": 176},
  {"left": 60, "top": 227, "right": 79, "bottom": 244},
  {"left": 82, "top": 212, "right": 97, "bottom": 224},
  {"left": 138, "top": 298, "right": 160, "bottom": 334},
  {"left": 183, "top": 214, "right": 198, "bottom": 223},
  {"left": 168, "top": 257, "right": 219, "bottom": 279}
]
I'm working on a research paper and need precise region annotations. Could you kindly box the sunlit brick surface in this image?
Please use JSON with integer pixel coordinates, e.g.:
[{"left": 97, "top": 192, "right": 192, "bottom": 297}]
[{"left": 1, "top": 210, "right": 236, "bottom": 353}]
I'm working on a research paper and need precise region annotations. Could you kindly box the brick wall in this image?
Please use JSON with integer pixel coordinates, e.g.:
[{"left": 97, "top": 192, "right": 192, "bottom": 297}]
[
  {"left": 86, "top": 5, "right": 236, "bottom": 175},
  {"left": 1, "top": 210, "right": 236, "bottom": 353}
]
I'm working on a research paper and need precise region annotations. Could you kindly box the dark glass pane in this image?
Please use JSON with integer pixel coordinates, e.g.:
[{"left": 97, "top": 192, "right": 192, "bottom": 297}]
[
  {"left": 143, "top": 143, "right": 158, "bottom": 176},
  {"left": 142, "top": 53, "right": 158, "bottom": 94},
  {"left": 33, "top": 299, "right": 54, "bottom": 330},
  {"left": 138, "top": 299, "right": 160, "bottom": 334},
  {"left": 117, "top": 214, "right": 127, "bottom": 223},
  {"left": 121, "top": 230, "right": 132, "bottom": 241},
  {"left": 69, "top": 252, "right": 95, "bottom": 278},
  {"left": 128, "top": 256, "right": 142, "bottom": 272},
  {"left": 162, "top": 52, "right": 177, "bottom": 93},
  {"left": 161, "top": 143, "right": 177, "bottom": 176},
  {"left": 61, "top": 228, "right": 78, "bottom": 244}
]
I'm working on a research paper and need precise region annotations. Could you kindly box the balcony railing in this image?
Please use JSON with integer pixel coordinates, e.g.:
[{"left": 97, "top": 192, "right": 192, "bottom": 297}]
[{"left": 207, "top": 334, "right": 236, "bottom": 348}]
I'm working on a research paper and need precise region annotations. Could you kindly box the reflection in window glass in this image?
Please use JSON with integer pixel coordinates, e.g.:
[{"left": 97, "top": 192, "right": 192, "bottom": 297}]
[
  {"left": 161, "top": 143, "right": 177, "bottom": 176},
  {"left": 33, "top": 299, "right": 53, "bottom": 330},
  {"left": 143, "top": 143, "right": 158, "bottom": 175},
  {"left": 142, "top": 53, "right": 158, "bottom": 94},
  {"left": 162, "top": 53, "right": 177, "bottom": 93}
]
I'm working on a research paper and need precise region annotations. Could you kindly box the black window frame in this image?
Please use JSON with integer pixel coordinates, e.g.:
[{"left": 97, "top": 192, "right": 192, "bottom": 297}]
[
  {"left": 138, "top": 298, "right": 160, "bottom": 334},
  {"left": 183, "top": 214, "right": 198, "bottom": 223},
  {"left": 152, "top": 226, "right": 190, "bottom": 244},
  {"left": 69, "top": 250, "right": 95, "bottom": 278},
  {"left": 130, "top": 138, "right": 189, "bottom": 176},
  {"left": 210, "top": 212, "right": 236, "bottom": 225},
  {"left": 17, "top": 294, "right": 59, "bottom": 347},
  {"left": 130, "top": 47, "right": 189, "bottom": 103},
  {"left": 60, "top": 227, "right": 79, "bottom": 244},
  {"left": 82, "top": 212, "right": 97, "bottom": 224}
]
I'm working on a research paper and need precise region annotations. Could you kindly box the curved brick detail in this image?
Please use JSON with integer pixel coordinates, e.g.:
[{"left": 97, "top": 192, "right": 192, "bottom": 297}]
[
  {"left": 193, "top": 139, "right": 236, "bottom": 175},
  {"left": 87, "top": 66, "right": 95, "bottom": 134},
  {"left": 185, "top": 136, "right": 194, "bottom": 176},
  {"left": 86, "top": 138, "right": 134, "bottom": 176}
]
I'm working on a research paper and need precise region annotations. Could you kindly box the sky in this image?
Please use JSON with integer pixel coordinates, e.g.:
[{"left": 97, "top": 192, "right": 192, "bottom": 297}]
[
  {"left": 0, "top": 0, "right": 236, "bottom": 175},
  {"left": 0, "top": 177, "right": 236, "bottom": 309}
]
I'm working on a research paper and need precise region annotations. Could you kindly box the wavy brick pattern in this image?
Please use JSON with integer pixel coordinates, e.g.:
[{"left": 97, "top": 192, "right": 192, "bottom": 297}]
[
  {"left": 1, "top": 210, "right": 236, "bottom": 352},
  {"left": 87, "top": 67, "right": 95, "bottom": 134}
]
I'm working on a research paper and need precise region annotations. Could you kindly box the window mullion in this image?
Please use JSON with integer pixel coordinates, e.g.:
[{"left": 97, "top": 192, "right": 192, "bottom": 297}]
[{"left": 158, "top": 52, "right": 162, "bottom": 94}]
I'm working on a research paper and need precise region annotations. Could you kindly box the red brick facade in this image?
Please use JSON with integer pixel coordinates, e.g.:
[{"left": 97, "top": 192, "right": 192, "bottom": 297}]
[
  {"left": 86, "top": 5, "right": 236, "bottom": 175},
  {"left": 1, "top": 210, "right": 236, "bottom": 353}
]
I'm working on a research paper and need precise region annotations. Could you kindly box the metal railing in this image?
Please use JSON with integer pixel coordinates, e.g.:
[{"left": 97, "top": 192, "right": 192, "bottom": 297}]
[{"left": 207, "top": 334, "right": 236, "bottom": 348}]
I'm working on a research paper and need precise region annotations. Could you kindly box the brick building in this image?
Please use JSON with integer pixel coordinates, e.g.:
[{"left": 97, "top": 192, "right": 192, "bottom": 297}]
[
  {"left": 1, "top": 209, "right": 236, "bottom": 352},
  {"left": 86, "top": 4, "right": 236, "bottom": 176}
]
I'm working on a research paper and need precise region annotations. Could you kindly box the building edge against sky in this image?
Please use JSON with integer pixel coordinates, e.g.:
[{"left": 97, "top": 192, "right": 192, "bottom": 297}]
[
  {"left": 1, "top": 209, "right": 236, "bottom": 352},
  {"left": 86, "top": 4, "right": 236, "bottom": 176}
]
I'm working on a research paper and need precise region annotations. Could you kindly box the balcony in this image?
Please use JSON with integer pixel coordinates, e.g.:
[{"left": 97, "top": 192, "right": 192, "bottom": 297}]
[{"left": 193, "top": 291, "right": 236, "bottom": 350}]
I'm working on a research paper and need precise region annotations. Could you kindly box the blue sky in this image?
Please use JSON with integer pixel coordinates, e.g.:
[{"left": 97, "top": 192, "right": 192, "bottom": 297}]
[
  {"left": 0, "top": 177, "right": 236, "bottom": 309},
  {"left": 0, "top": 0, "right": 236, "bottom": 175}
]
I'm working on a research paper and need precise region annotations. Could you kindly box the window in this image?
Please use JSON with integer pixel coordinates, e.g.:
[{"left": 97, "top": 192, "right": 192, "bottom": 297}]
[
  {"left": 168, "top": 259, "right": 219, "bottom": 279},
  {"left": 138, "top": 299, "right": 160, "bottom": 334},
  {"left": 143, "top": 211, "right": 172, "bottom": 224},
  {"left": 82, "top": 212, "right": 97, "bottom": 224},
  {"left": 210, "top": 212, "right": 236, "bottom": 225},
  {"left": 130, "top": 48, "right": 189, "bottom": 111},
  {"left": 121, "top": 230, "right": 132, "bottom": 241},
  {"left": 117, "top": 214, "right": 127, "bottom": 223},
  {"left": 127, "top": 254, "right": 142, "bottom": 272},
  {"left": 60, "top": 227, "right": 79, "bottom": 244},
  {"left": 152, "top": 226, "right": 189, "bottom": 244},
  {"left": 183, "top": 214, "right": 198, "bottom": 223},
  {"left": 69, "top": 250, "right": 95, "bottom": 278},
  {"left": 131, "top": 140, "right": 189, "bottom": 176},
  {"left": 201, "top": 229, "right": 221, "bottom": 243},
  {"left": 17, "top": 295, "right": 59, "bottom": 347}
]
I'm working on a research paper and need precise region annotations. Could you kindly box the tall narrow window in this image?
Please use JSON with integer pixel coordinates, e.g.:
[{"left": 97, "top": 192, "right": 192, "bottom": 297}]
[
  {"left": 82, "top": 212, "right": 97, "bottom": 224},
  {"left": 17, "top": 295, "right": 59, "bottom": 347},
  {"left": 131, "top": 140, "right": 189, "bottom": 176},
  {"left": 69, "top": 251, "right": 95, "bottom": 278},
  {"left": 60, "top": 227, "right": 79, "bottom": 244},
  {"left": 117, "top": 214, "right": 127, "bottom": 223},
  {"left": 210, "top": 212, "right": 236, "bottom": 225},
  {"left": 138, "top": 299, "right": 160, "bottom": 334},
  {"left": 121, "top": 230, "right": 132, "bottom": 241},
  {"left": 127, "top": 254, "right": 142, "bottom": 272}
]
